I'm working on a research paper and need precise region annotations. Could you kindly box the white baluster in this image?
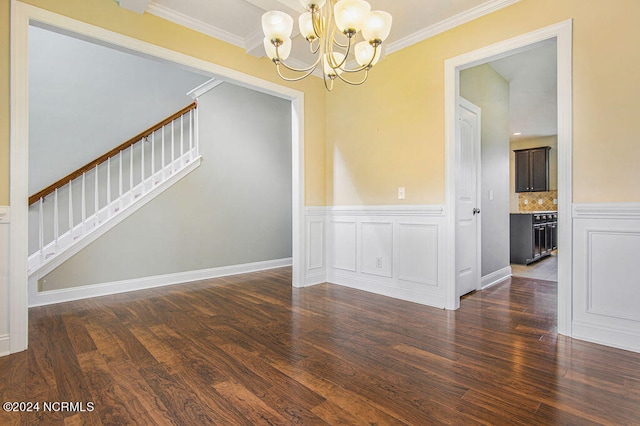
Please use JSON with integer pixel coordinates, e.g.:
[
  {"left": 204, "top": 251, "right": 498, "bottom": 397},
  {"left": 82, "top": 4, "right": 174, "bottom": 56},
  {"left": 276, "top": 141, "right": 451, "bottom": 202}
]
[
  {"left": 171, "top": 121, "right": 175, "bottom": 171},
  {"left": 189, "top": 109, "right": 193, "bottom": 160},
  {"left": 180, "top": 115, "right": 184, "bottom": 163},
  {"left": 53, "top": 188, "right": 59, "bottom": 245},
  {"left": 94, "top": 164, "right": 99, "bottom": 223},
  {"left": 162, "top": 125, "right": 165, "bottom": 175},
  {"left": 68, "top": 180, "right": 73, "bottom": 233},
  {"left": 107, "top": 157, "right": 112, "bottom": 210},
  {"left": 119, "top": 150, "right": 123, "bottom": 198},
  {"left": 38, "top": 197, "right": 44, "bottom": 259},
  {"left": 151, "top": 131, "right": 156, "bottom": 180},
  {"left": 81, "top": 173, "right": 86, "bottom": 228},
  {"left": 130, "top": 144, "right": 134, "bottom": 193},
  {"left": 195, "top": 105, "right": 199, "bottom": 157},
  {"left": 141, "top": 137, "right": 145, "bottom": 190}
]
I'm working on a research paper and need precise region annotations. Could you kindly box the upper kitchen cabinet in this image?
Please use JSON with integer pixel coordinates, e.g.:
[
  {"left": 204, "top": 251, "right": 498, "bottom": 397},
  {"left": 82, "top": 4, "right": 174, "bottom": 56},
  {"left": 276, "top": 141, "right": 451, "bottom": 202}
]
[{"left": 514, "top": 146, "right": 550, "bottom": 192}]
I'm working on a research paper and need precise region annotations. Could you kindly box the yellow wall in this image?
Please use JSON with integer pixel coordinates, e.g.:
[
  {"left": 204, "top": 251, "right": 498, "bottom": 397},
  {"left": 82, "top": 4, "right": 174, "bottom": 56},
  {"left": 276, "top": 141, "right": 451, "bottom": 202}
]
[
  {"left": 327, "top": 0, "right": 640, "bottom": 205},
  {"left": 4, "top": 0, "right": 640, "bottom": 208},
  {"left": 0, "top": 0, "right": 326, "bottom": 206}
]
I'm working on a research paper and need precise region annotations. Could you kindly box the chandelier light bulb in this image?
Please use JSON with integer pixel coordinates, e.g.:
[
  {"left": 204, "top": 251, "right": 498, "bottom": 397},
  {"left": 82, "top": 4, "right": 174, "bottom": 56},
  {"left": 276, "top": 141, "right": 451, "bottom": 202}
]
[
  {"left": 334, "top": 0, "right": 371, "bottom": 34},
  {"left": 362, "top": 11, "right": 392, "bottom": 43},
  {"left": 262, "top": 11, "right": 294, "bottom": 42},
  {"left": 298, "top": 12, "right": 315, "bottom": 40},
  {"left": 355, "top": 41, "right": 380, "bottom": 67},
  {"left": 263, "top": 37, "right": 292, "bottom": 61}
]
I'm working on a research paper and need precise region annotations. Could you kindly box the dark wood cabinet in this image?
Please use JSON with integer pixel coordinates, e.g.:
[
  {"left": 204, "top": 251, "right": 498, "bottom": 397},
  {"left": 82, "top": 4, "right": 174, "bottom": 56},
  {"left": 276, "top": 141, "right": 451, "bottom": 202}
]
[
  {"left": 510, "top": 212, "right": 557, "bottom": 264},
  {"left": 514, "top": 147, "right": 550, "bottom": 192}
]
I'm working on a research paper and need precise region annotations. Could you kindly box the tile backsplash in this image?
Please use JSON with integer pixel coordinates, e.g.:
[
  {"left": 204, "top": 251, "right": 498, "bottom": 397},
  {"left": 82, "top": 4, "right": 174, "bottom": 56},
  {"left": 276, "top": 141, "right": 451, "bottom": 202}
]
[{"left": 518, "top": 190, "right": 558, "bottom": 211}]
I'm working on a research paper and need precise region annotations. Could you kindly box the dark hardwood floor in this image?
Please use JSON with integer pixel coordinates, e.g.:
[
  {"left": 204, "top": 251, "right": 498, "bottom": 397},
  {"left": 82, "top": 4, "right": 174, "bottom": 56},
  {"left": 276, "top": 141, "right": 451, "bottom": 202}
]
[{"left": 2, "top": 268, "right": 640, "bottom": 425}]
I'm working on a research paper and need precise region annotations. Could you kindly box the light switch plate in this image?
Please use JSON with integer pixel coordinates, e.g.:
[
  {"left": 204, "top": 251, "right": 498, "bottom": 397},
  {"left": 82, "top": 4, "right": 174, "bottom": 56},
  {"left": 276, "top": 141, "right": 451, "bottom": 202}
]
[{"left": 398, "top": 187, "right": 405, "bottom": 200}]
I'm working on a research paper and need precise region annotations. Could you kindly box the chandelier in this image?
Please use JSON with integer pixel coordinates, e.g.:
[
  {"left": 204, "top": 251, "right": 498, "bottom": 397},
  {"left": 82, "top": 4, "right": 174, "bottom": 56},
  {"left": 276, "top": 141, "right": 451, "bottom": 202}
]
[{"left": 261, "top": 0, "right": 392, "bottom": 91}]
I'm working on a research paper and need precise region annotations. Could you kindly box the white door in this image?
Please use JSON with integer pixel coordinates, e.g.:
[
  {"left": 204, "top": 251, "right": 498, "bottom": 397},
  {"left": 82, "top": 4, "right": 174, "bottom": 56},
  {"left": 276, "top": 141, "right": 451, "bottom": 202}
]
[{"left": 456, "top": 97, "right": 481, "bottom": 297}]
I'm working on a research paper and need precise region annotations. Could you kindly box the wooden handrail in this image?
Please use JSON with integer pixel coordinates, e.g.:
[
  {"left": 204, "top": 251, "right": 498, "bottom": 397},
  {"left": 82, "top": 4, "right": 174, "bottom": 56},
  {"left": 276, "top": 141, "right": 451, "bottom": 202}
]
[{"left": 29, "top": 101, "right": 197, "bottom": 205}]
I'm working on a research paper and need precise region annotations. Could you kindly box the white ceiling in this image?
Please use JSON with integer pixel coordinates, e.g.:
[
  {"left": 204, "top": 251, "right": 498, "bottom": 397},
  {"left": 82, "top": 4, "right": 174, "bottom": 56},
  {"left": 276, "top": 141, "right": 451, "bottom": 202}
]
[
  {"left": 117, "top": 0, "right": 557, "bottom": 139},
  {"left": 489, "top": 39, "right": 557, "bottom": 140}
]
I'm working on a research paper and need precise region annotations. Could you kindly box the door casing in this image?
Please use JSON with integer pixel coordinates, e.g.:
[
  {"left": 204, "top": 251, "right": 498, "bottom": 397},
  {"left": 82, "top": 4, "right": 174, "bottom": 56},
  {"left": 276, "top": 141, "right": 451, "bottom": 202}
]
[{"left": 444, "top": 19, "right": 573, "bottom": 339}]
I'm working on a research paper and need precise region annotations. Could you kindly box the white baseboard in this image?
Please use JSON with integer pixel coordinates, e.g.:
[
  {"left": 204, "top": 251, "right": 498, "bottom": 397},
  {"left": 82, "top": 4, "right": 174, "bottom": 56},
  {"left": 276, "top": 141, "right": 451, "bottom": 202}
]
[
  {"left": 329, "top": 271, "right": 447, "bottom": 309},
  {"left": 0, "top": 334, "right": 10, "bottom": 357},
  {"left": 573, "top": 321, "right": 640, "bottom": 354},
  {"left": 481, "top": 266, "right": 512, "bottom": 290},
  {"left": 29, "top": 257, "right": 292, "bottom": 307}
]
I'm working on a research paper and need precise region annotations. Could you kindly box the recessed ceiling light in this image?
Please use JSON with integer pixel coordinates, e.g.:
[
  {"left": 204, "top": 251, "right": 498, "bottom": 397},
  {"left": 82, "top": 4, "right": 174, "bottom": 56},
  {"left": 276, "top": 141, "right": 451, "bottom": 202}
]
[{"left": 513, "top": 132, "right": 522, "bottom": 136}]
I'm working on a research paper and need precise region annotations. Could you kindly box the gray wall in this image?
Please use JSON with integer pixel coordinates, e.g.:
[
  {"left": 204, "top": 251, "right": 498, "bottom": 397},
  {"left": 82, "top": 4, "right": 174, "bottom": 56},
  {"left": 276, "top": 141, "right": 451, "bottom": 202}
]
[
  {"left": 38, "top": 81, "right": 292, "bottom": 290},
  {"left": 28, "top": 25, "right": 209, "bottom": 194},
  {"left": 460, "top": 64, "right": 510, "bottom": 277}
]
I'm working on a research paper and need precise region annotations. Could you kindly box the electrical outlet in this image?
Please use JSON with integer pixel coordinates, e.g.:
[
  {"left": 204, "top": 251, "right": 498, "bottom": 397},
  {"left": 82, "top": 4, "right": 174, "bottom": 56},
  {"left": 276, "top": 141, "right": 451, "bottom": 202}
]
[
  {"left": 376, "top": 257, "right": 383, "bottom": 268},
  {"left": 538, "top": 199, "right": 543, "bottom": 205}
]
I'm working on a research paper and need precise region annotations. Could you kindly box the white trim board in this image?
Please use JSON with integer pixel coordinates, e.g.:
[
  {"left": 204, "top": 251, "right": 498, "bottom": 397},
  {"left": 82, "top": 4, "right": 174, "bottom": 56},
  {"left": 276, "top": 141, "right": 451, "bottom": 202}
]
[
  {"left": 0, "top": 335, "right": 10, "bottom": 357},
  {"left": 29, "top": 258, "right": 292, "bottom": 307},
  {"left": 444, "top": 19, "right": 573, "bottom": 335},
  {"left": 573, "top": 202, "right": 640, "bottom": 220},
  {"left": 481, "top": 266, "right": 512, "bottom": 290},
  {"left": 9, "top": 1, "right": 305, "bottom": 354}
]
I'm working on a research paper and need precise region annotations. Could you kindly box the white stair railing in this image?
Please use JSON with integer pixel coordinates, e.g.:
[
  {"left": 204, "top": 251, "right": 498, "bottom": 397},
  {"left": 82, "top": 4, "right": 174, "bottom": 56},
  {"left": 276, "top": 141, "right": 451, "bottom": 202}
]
[{"left": 28, "top": 103, "right": 199, "bottom": 275}]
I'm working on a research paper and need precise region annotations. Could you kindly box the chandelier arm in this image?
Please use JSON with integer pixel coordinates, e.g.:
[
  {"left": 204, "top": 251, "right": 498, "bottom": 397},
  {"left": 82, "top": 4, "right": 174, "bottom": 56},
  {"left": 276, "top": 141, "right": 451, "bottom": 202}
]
[
  {"left": 276, "top": 56, "right": 320, "bottom": 73},
  {"left": 323, "top": 73, "right": 335, "bottom": 91},
  {"left": 334, "top": 68, "right": 370, "bottom": 86},
  {"left": 274, "top": 43, "right": 321, "bottom": 73},
  {"left": 275, "top": 62, "right": 319, "bottom": 82},
  {"left": 308, "top": 39, "right": 320, "bottom": 55},
  {"left": 311, "top": 6, "right": 323, "bottom": 40},
  {"left": 326, "top": 34, "right": 352, "bottom": 71}
]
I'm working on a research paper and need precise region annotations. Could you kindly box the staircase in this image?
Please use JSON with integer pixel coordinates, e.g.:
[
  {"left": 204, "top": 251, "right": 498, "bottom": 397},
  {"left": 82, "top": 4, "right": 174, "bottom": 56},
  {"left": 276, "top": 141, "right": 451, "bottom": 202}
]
[{"left": 28, "top": 102, "right": 200, "bottom": 277}]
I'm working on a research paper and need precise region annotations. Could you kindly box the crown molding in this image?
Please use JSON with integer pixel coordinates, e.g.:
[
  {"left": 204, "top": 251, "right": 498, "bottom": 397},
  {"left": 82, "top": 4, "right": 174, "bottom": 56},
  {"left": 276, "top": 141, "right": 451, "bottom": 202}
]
[
  {"left": 187, "top": 78, "right": 224, "bottom": 99},
  {"left": 147, "top": 2, "right": 247, "bottom": 49},
  {"left": 386, "top": 0, "right": 521, "bottom": 55},
  {"left": 149, "top": 0, "right": 521, "bottom": 69}
]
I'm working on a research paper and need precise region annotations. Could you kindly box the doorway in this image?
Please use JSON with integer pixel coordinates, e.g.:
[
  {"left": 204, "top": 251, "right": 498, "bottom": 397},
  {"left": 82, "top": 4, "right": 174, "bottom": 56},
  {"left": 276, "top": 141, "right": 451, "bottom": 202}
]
[
  {"left": 445, "top": 20, "right": 573, "bottom": 335},
  {"left": 9, "top": 2, "right": 306, "bottom": 354}
]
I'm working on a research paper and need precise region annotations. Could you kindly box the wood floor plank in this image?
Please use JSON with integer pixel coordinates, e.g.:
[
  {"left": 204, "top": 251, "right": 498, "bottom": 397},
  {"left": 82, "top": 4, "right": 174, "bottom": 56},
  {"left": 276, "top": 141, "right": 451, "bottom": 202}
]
[{"left": 1, "top": 268, "right": 640, "bottom": 424}]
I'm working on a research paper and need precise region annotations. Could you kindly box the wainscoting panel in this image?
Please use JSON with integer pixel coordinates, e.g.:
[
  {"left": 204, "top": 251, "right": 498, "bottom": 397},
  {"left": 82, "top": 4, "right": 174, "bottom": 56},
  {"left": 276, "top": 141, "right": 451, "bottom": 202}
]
[
  {"left": 572, "top": 203, "right": 640, "bottom": 353},
  {"left": 304, "top": 207, "right": 327, "bottom": 286},
  {"left": 398, "top": 223, "right": 438, "bottom": 286},
  {"left": 330, "top": 221, "right": 357, "bottom": 272},
  {"left": 327, "top": 206, "right": 447, "bottom": 308},
  {"left": 361, "top": 222, "right": 393, "bottom": 278}
]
